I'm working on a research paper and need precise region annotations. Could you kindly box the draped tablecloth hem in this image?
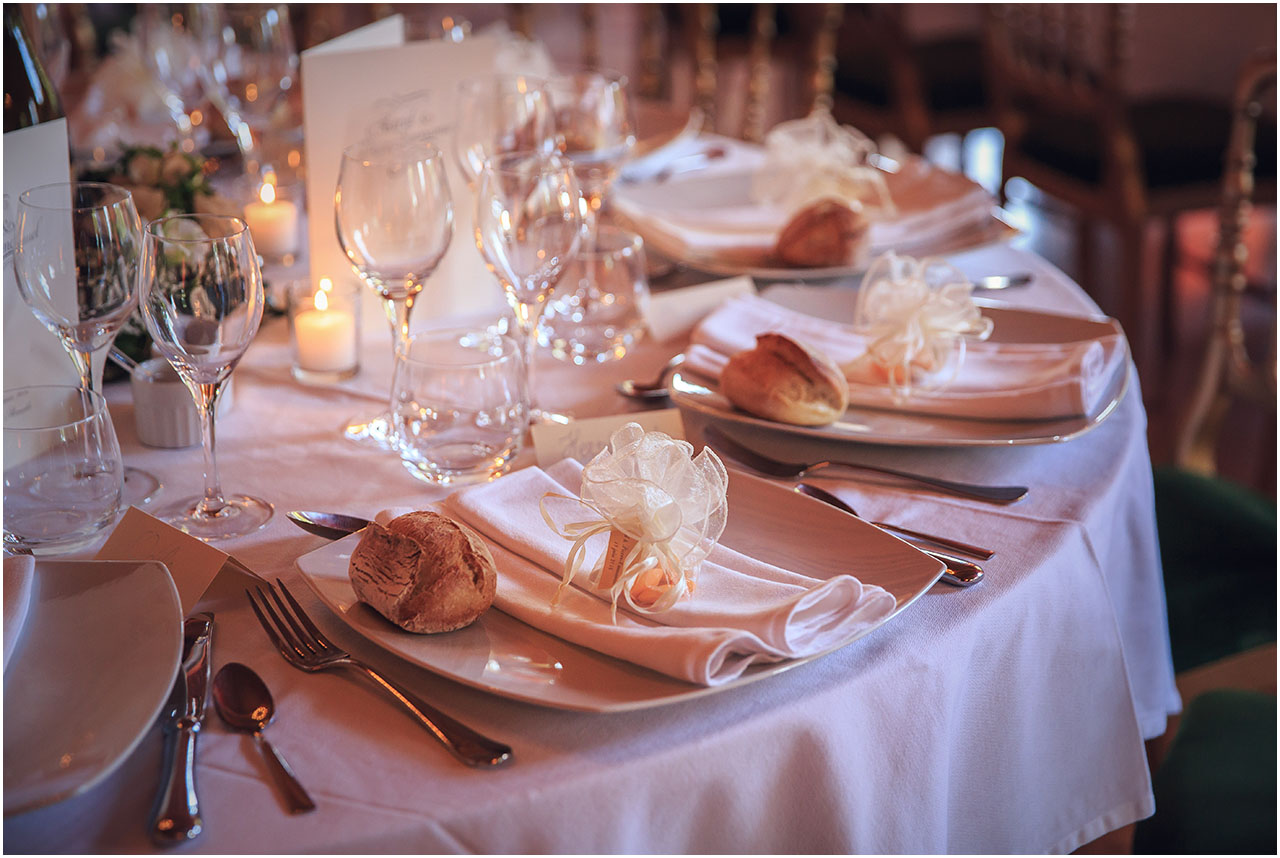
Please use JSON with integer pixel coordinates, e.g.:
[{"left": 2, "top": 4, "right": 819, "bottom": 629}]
[{"left": 1047, "top": 792, "right": 1155, "bottom": 855}]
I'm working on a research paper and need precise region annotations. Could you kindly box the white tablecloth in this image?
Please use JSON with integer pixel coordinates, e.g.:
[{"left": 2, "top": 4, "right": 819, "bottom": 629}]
[{"left": 4, "top": 242, "right": 1179, "bottom": 853}]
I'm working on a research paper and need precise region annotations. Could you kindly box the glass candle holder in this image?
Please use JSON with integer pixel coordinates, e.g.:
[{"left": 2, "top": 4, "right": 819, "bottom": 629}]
[
  {"left": 242, "top": 178, "right": 302, "bottom": 263},
  {"left": 288, "top": 278, "right": 361, "bottom": 384}
]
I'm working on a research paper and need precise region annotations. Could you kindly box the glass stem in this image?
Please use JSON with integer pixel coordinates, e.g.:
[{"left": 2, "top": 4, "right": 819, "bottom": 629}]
[
  {"left": 193, "top": 380, "right": 226, "bottom": 517},
  {"left": 382, "top": 291, "right": 417, "bottom": 412},
  {"left": 514, "top": 300, "right": 543, "bottom": 411}
]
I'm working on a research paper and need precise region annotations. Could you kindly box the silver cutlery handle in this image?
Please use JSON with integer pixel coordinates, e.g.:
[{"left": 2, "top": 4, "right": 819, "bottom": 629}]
[
  {"left": 923, "top": 550, "right": 985, "bottom": 586},
  {"left": 152, "top": 723, "right": 202, "bottom": 844},
  {"left": 253, "top": 732, "right": 317, "bottom": 813},
  {"left": 870, "top": 520, "right": 995, "bottom": 560},
  {"left": 345, "top": 660, "right": 513, "bottom": 768},
  {"left": 818, "top": 461, "right": 1028, "bottom": 503}
]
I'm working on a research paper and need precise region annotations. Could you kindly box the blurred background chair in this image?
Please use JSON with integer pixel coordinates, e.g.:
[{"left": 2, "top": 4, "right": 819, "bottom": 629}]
[
  {"left": 830, "top": 4, "right": 993, "bottom": 168},
  {"left": 1135, "top": 50, "right": 1277, "bottom": 857},
  {"left": 984, "top": 3, "right": 1276, "bottom": 375}
]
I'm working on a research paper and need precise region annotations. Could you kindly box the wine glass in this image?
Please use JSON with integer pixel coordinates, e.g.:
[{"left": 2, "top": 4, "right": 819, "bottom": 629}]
[
  {"left": 454, "top": 75, "right": 557, "bottom": 187},
  {"left": 548, "top": 68, "right": 637, "bottom": 238},
  {"left": 14, "top": 181, "right": 162, "bottom": 505},
  {"left": 474, "top": 151, "right": 584, "bottom": 423},
  {"left": 137, "top": 4, "right": 212, "bottom": 153},
  {"left": 139, "top": 214, "right": 272, "bottom": 540},
  {"left": 335, "top": 137, "right": 454, "bottom": 450},
  {"left": 193, "top": 3, "right": 297, "bottom": 178}
]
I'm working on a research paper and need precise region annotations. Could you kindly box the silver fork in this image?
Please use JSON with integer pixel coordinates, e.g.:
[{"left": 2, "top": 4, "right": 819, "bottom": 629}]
[{"left": 245, "top": 580, "right": 513, "bottom": 769}]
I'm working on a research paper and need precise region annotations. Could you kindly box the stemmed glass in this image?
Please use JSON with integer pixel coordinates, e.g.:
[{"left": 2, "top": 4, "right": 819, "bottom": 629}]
[
  {"left": 548, "top": 68, "right": 637, "bottom": 239},
  {"left": 335, "top": 138, "right": 454, "bottom": 450},
  {"left": 138, "top": 214, "right": 272, "bottom": 540},
  {"left": 474, "top": 151, "right": 584, "bottom": 423},
  {"left": 193, "top": 3, "right": 297, "bottom": 178},
  {"left": 454, "top": 75, "right": 557, "bottom": 187},
  {"left": 137, "top": 4, "right": 212, "bottom": 153},
  {"left": 14, "top": 181, "right": 162, "bottom": 505}
]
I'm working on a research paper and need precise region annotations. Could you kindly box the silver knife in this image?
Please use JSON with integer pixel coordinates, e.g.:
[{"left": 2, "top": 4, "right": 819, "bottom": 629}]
[{"left": 152, "top": 613, "right": 214, "bottom": 845}]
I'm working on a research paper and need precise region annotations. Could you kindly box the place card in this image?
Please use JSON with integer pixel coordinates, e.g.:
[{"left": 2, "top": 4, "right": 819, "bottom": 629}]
[
  {"left": 532, "top": 409, "right": 685, "bottom": 468},
  {"left": 301, "top": 18, "right": 552, "bottom": 327},
  {"left": 96, "top": 507, "right": 230, "bottom": 614},
  {"left": 644, "top": 276, "right": 756, "bottom": 343}
]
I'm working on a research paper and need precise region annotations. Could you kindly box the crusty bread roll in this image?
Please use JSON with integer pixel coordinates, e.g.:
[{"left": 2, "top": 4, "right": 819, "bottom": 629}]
[
  {"left": 348, "top": 511, "right": 496, "bottom": 634},
  {"left": 720, "top": 333, "right": 850, "bottom": 426},
  {"left": 775, "top": 198, "right": 869, "bottom": 268}
]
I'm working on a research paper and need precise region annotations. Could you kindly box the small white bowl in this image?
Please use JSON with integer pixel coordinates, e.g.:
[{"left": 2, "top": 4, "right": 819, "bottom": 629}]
[{"left": 130, "top": 358, "right": 232, "bottom": 448}]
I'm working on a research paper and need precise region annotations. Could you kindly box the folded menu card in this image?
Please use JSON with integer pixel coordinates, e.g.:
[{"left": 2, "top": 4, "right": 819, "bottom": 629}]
[
  {"left": 379, "top": 460, "right": 895, "bottom": 686},
  {"left": 687, "top": 293, "right": 1128, "bottom": 421},
  {"left": 613, "top": 139, "right": 995, "bottom": 269}
]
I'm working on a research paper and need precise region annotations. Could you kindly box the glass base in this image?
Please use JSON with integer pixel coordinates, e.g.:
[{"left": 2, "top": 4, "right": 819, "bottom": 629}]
[
  {"left": 344, "top": 412, "right": 398, "bottom": 451},
  {"left": 161, "top": 494, "right": 274, "bottom": 541},
  {"left": 123, "top": 467, "right": 162, "bottom": 506}
]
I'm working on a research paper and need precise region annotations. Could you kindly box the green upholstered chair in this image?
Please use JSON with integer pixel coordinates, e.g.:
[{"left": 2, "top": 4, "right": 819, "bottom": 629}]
[{"left": 1133, "top": 689, "right": 1277, "bottom": 854}]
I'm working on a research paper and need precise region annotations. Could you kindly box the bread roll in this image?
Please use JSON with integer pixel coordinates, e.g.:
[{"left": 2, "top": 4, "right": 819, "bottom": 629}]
[
  {"left": 775, "top": 198, "right": 869, "bottom": 268},
  {"left": 720, "top": 333, "right": 850, "bottom": 426},
  {"left": 349, "top": 511, "right": 496, "bottom": 634}
]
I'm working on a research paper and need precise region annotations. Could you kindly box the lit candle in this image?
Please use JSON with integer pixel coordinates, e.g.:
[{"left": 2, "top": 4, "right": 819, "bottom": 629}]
[
  {"left": 243, "top": 181, "right": 299, "bottom": 258},
  {"left": 293, "top": 284, "right": 358, "bottom": 372}
]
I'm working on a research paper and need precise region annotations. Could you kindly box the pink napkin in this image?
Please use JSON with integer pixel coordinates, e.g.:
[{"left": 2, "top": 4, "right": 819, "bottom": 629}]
[
  {"left": 381, "top": 461, "right": 895, "bottom": 686},
  {"left": 687, "top": 293, "right": 1128, "bottom": 421},
  {"left": 4, "top": 555, "right": 36, "bottom": 673}
]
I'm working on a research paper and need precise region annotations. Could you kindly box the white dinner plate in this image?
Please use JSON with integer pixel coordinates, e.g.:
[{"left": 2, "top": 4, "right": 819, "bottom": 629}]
[
  {"left": 294, "top": 470, "right": 944, "bottom": 713},
  {"left": 669, "top": 285, "right": 1132, "bottom": 448},
  {"left": 3, "top": 560, "right": 182, "bottom": 816}
]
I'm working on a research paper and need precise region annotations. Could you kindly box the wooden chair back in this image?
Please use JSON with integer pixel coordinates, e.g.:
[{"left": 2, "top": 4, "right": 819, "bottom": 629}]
[{"left": 1174, "top": 51, "right": 1277, "bottom": 474}]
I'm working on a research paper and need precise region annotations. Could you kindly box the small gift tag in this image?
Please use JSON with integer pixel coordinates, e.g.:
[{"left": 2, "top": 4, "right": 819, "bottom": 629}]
[{"left": 598, "top": 527, "right": 639, "bottom": 590}]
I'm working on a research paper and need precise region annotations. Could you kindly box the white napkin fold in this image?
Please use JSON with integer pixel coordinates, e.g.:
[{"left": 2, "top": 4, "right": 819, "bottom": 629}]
[
  {"left": 380, "top": 460, "right": 895, "bottom": 686},
  {"left": 687, "top": 293, "right": 1127, "bottom": 421},
  {"left": 613, "top": 141, "right": 995, "bottom": 267},
  {"left": 4, "top": 555, "right": 36, "bottom": 673}
]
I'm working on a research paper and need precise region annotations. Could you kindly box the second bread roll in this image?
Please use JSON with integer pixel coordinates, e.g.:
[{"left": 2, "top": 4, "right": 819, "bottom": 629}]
[{"left": 719, "top": 333, "right": 850, "bottom": 426}]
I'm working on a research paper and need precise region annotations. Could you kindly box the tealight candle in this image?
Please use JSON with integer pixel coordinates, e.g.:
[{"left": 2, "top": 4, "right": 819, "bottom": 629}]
[
  {"left": 288, "top": 278, "right": 360, "bottom": 384},
  {"left": 244, "top": 182, "right": 299, "bottom": 258}
]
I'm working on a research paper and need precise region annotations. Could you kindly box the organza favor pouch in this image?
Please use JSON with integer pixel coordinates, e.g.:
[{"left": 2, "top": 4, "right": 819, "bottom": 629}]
[
  {"left": 848, "top": 252, "right": 994, "bottom": 402},
  {"left": 540, "top": 423, "right": 728, "bottom": 618}
]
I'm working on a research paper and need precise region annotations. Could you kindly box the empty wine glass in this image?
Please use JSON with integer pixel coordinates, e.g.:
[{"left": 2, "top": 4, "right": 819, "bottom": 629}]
[
  {"left": 548, "top": 68, "right": 637, "bottom": 237},
  {"left": 14, "top": 181, "right": 162, "bottom": 505},
  {"left": 139, "top": 214, "right": 272, "bottom": 540},
  {"left": 194, "top": 3, "right": 297, "bottom": 178},
  {"left": 137, "top": 4, "right": 212, "bottom": 153},
  {"left": 474, "top": 151, "right": 583, "bottom": 423},
  {"left": 335, "top": 137, "right": 454, "bottom": 450},
  {"left": 454, "top": 75, "right": 557, "bottom": 187}
]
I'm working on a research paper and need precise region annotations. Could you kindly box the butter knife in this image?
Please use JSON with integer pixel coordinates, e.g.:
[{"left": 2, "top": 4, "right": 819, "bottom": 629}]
[{"left": 152, "top": 613, "right": 214, "bottom": 844}]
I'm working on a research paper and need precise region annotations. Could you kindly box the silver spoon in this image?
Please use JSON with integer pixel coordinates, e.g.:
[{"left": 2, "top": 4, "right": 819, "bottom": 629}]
[
  {"left": 212, "top": 662, "right": 317, "bottom": 814},
  {"left": 974, "top": 273, "right": 1033, "bottom": 290},
  {"left": 793, "top": 483, "right": 984, "bottom": 587},
  {"left": 616, "top": 353, "right": 686, "bottom": 401}
]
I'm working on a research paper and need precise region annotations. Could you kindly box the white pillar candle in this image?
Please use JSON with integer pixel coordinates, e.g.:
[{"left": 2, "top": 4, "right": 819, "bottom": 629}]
[
  {"left": 293, "top": 289, "right": 358, "bottom": 372},
  {"left": 243, "top": 182, "right": 299, "bottom": 258}
]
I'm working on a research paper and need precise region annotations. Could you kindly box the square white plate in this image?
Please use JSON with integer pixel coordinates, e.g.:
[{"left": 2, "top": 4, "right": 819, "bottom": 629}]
[{"left": 294, "top": 470, "right": 944, "bottom": 713}]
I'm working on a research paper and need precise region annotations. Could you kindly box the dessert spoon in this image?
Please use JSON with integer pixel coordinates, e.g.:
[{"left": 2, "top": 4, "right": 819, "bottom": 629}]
[
  {"left": 793, "top": 483, "right": 984, "bottom": 587},
  {"left": 287, "top": 510, "right": 371, "bottom": 540},
  {"left": 616, "top": 353, "right": 686, "bottom": 401},
  {"left": 212, "top": 662, "right": 316, "bottom": 814}
]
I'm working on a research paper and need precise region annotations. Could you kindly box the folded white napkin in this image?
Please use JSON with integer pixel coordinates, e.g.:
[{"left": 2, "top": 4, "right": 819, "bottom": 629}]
[
  {"left": 687, "top": 293, "right": 1127, "bottom": 421},
  {"left": 4, "top": 555, "right": 36, "bottom": 673},
  {"left": 381, "top": 460, "right": 895, "bottom": 686},
  {"left": 613, "top": 141, "right": 995, "bottom": 268}
]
